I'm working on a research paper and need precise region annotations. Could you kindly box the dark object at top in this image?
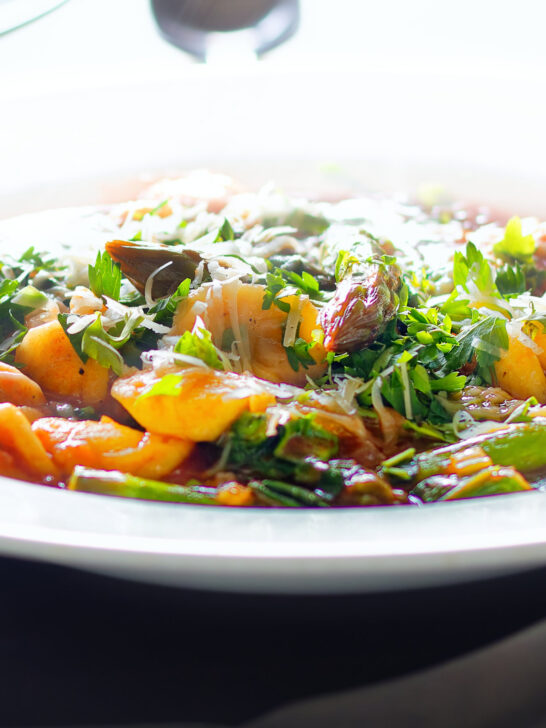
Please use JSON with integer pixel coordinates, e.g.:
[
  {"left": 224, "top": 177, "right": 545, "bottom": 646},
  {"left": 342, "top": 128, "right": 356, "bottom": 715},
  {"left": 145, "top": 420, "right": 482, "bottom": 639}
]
[{"left": 151, "top": 0, "right": 300, "bottom": 61}]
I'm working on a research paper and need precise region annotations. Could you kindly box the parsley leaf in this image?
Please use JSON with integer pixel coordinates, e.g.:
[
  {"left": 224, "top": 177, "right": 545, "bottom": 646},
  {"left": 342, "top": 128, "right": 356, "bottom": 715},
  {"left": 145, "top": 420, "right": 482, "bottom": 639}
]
[
  {"left": 60, "top": 312, "right": 144, "bottom": 374},
  {"left": 58, "top": 313, "right": 89, "bottom": 363},
  {"left": 138, "top": 372, "right": 184, "bottom": 400},
  {"left": 82, "top": 316, "right": 125, "bottom": 375},
  {"left": 174, "top": 325, "right": 223, "bottom": 369},
  {"left": 445, "top": 315, "right": 508, "bottom": 377},
  {"left": 453, "top": 241, "right": 499, "bottom": 298},
  {"left": 88, "top": 251, "right": 122, "bottom": 300},
  {"left": 493, "top": 216, "right": 535, "bottom": 262},
  {"left": 148, "top": 278, "right": 191, "bottom": 326},
  {"left": 334, "top": 250, "right": 360, "bottom": 282},
  {"left": 285, "top": 338, "right": 316, "bottom": 372},
  {"left": 149, "top": 199, "right": 169, "bottom": 216},
  {"left": 495, "top": 262, "right": 527, "bottom": 297},
  {"left": 215, "top": 218, "right": 235, "bottom": 242},
  {"left": 262, "top": 266, "right": 323, "bottom": 313}
]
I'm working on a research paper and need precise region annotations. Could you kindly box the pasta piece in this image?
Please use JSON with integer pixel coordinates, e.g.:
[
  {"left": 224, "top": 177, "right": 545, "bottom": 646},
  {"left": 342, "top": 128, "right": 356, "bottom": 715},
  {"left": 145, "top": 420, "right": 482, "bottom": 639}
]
[
  {"left": 0, "top": 362, "right": 46, "bottom": 407},
  {"left": 494, "top": 336, "right": 546, "bottom": 403},
  {"left": 111, "top": 366, "right": 275, "bottom": 441},
  {"left": 32, "top": 416, "right": 193, "bottom": 479},
  {"left": 0, "top": 403, "right": 59, "bottom": 479},
  {"left": 15, "top": 320, "right": 109, "bottom": 405},
  {"left": 173, "top": 282, "right": 326, "bottom": 385}
]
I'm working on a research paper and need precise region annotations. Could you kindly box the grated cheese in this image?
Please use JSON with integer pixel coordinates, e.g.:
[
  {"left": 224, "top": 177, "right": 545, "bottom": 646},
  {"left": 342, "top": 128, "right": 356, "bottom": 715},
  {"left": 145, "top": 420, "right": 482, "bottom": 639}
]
[
  {"left": 144, "top": 261, "right": 173, "bottom": 307},
  {"left": 282, "top": 295, "right": 305, "bottom": 348}
]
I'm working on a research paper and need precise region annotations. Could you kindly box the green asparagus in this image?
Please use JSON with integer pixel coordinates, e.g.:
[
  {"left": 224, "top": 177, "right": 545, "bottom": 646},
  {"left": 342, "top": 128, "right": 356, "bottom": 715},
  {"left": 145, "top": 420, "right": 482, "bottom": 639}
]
[{"left": 68, "top": 467, "right": 217, "bottom": 504}]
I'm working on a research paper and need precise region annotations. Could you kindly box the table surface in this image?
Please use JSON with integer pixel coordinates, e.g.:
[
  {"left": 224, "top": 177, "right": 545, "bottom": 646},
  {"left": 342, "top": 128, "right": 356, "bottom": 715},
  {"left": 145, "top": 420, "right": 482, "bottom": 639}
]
[{"left": 1, "top": 555, "right": 545, "bottom": 727}]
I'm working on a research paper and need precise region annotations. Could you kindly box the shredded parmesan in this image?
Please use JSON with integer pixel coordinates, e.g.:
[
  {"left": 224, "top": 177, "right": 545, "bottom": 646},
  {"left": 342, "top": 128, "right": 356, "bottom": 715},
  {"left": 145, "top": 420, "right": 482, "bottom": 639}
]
[
  {"left": 331, "top": 375, "right": 366, "bottom": 414},
  {"left": 144, "top": 261, "right": 173, "bottom": 307},
  {"left": 283, "top": 295, "right": 305, "bottom": 348},
  {"left": 224, "top": 278, "right": 253, "bottom": 373}
]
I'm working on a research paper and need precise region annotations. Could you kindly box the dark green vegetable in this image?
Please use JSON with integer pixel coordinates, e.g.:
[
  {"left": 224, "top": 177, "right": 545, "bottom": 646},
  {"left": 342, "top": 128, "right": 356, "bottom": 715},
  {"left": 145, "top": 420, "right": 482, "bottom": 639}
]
[
  {"left": 274, "top": 416, "right": 338, "bottom": 462},
  {"left": 68, "top": 467, "right": 217, "bottom": 504},
  {"left": 226, "top": 412, "right": 394, "bottom": 504}
]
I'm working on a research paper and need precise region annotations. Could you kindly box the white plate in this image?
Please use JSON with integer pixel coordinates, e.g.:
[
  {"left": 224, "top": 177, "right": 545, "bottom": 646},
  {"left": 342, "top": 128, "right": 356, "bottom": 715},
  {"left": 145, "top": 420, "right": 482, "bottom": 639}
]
[
  {"left": 0, "top": 198, "right": 546, "bottom": 594},
  {"left": 1, "top": 477, "right": 546, "bottom": 594},
  {"left": 2, "top": 68, "right": 546, "bottom": 592}
]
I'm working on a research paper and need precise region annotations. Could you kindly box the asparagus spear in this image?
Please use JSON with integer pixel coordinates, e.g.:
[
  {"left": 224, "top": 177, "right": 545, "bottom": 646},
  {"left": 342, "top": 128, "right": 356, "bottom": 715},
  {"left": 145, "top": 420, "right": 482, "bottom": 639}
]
[
  {"left": 320, "top": 265, "right": 401, "bottom": 352},
  {"left": 68, "top": 467, "right": 217, "bottom": 505},
  {"left": 415, "top": 419, "right": 546, "bottom": 480},
  {"left": 413, "top": 466, "right": 532, "bottom": 502}
]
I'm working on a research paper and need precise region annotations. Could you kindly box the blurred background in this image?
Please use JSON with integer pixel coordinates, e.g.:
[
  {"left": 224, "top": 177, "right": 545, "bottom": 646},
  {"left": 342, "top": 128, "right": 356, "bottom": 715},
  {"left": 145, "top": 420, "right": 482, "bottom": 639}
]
[{"left": 1, "top": 0, "right": 546, "bottom": 215}]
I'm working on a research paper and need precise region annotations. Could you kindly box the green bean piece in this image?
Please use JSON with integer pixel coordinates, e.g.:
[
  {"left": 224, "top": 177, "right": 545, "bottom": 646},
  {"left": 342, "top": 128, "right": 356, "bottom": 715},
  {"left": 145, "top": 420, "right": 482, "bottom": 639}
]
[
  {"left": 68, "top": 467, "right": 217, "bottom": 504},
  {"left": 416, "top": 419, "right": 546, "bottom": 480}
]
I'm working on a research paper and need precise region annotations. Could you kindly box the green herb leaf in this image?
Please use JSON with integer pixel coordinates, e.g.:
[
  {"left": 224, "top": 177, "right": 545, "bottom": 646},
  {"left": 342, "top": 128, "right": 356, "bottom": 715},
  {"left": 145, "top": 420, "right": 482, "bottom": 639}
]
[
  {"left": 274, "top": 415, "right": 339, "bottom": 462},
  {"left": 285, "top": 337, "right": 316, "bottom": 372},
  {"left": 334, "top": 250, "right": 360, "bottom": 282},
  {"left": 493, "top": 216, "right": 535, "bottom": 262},
  {"left": 88, "top": 251, "right": 122, "bottom": 300},
  {"left": 81, "top": 315, "right": 126, "bottom": 375},
  {"left": 148, "top": 278, "right": 191, "bottom": 326},
  {"left": 174, "top": 325, "right": 223, "bottom": 370},
  {"left": 495, "top": 262, "right": 527, "bottom": 297},
  {"left": 453, "top": 241, "right": 499, "bottom": 299},
  {"left": 138, "top": 372, "right": 184, "bottom": 400},
  {"left": 445, "top": 315, "right": 508, "bottom": 376},
  {"left": 149, "top": 199, "right": 169, "bottom": 216},
  {"left": 215, "top": 218, "right": 235, "bottom": 242}
]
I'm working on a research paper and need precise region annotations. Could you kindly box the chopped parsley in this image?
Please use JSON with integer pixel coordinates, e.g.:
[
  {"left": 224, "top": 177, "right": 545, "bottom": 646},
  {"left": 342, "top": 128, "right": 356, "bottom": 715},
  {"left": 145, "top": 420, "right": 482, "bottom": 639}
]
[
  {"left": 88, "top": 251, "right": 121, "bottom": 300},
  {"left": 174, "top": 324, "right": 223, "bottom": 370},
  {"left": 493, "top": 216, "right": 536, "bottom": 262}
]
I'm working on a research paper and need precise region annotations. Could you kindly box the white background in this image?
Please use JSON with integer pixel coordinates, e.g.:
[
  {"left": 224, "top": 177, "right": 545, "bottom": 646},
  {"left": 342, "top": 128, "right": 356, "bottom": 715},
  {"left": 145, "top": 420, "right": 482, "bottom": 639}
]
[{"left": 1, "top": 0, "right": 546, "bottom": 215}]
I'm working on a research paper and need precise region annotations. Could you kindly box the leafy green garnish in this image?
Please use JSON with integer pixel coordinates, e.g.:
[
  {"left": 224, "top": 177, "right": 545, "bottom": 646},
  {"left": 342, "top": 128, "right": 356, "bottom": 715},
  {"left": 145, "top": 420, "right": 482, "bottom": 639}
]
[
  {"left": 59, "top": 312, "right": 144, "bottom": 374},
  {"left": 334, "top": 250, "right": 359, "bottom": 282},
  {"left": 493, "top": 216, "right": 535, "bottom": 262},
  {"left": 138, "top": 372, "right": 184, "bottom": 400},
  {"left": 148, "top": 278, "right": 191, "bottom": 326},
  {"left": 226, "top": 412, "right": 349, "bottom": 501},
  {"left": 262, "top": 266, "right": 323, "bottom": 313},
  {"left": 453, "top": 241, "right": 499, "bottom": 299},
  {"left": 58, "top": 313, "right": 89, "bottom": 363},
  {"left": 215, "top": 218, "right": 235, "bottom": 242},
  {"left": 174, "top": 325, "right": 223, "bottom": 370},
  {"left": 495, "top": 262, "right": 527, "bottom": 297},
  {"left": 149, "top": 199, "right": 169, "bottom": 216},
  {"left": 274, "top": 415, "right": 338, "bottom": 462},
  {"left": 285, "top": 337, "right": 316, "bottom": 372},
  {"left": 81, "top": 316, "right": 125, "bottom": 375},
  {"left": 88, "top": 251, "right": 121, "bottom": 300},
  {"left": 445, "top": 315, "right": 508, "bottom": 378}
]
